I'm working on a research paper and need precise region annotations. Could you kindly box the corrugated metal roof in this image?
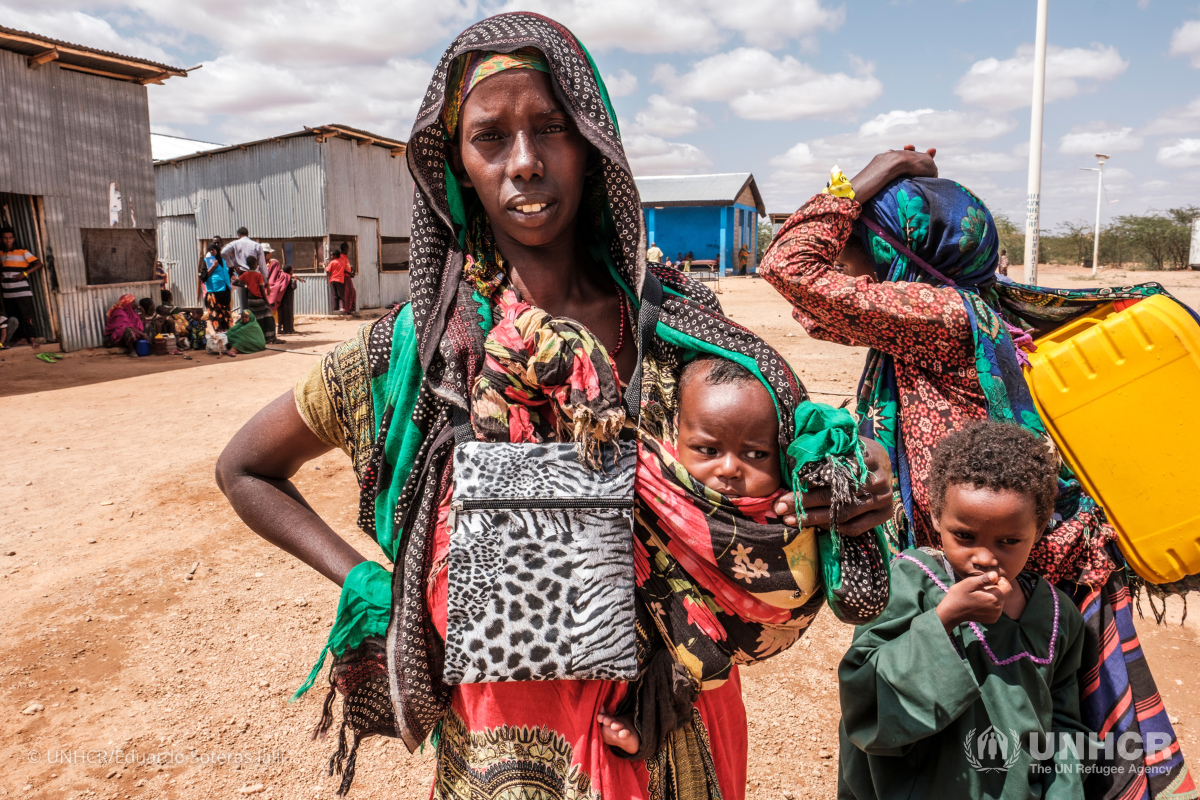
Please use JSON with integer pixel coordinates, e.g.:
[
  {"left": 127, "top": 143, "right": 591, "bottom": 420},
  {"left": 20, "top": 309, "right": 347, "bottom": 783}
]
[
  {"left": 634, "top": 173, "right": 766, "bottom": 215},
  {"left": 0, "top": 25, "right": 188, "bottom": 84},
  {"left": 151, "top": 133, "right": 226, "bottom": 161},
  {"left": 155, "top": 123, "right": 406, "bottom": 164}
]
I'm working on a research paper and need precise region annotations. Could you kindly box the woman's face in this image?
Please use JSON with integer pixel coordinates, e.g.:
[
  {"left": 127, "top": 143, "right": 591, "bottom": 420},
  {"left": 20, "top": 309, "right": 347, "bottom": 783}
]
[
  {"left": 836, "top": 235, "right": 876, "bottom": 279},
  {"left": 451, "top": 69, "right": 592, "bottom": 249}
]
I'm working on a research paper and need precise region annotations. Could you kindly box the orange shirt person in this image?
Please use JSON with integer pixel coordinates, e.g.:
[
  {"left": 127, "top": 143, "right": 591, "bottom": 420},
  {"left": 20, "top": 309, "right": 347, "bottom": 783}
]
[{"left": 325, "top": 244, "right": 351, "bottom": 313}]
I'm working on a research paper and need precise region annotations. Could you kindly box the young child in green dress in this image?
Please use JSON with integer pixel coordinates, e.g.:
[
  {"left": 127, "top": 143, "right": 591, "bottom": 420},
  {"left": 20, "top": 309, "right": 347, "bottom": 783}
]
[{"left": 838, "top": 420, "right": 1091, "bottom": 800}]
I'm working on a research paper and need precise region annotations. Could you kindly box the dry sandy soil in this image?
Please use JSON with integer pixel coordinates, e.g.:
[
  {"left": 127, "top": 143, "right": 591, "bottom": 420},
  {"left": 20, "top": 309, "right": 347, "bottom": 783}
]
[{"left": 2, "top": 265, "right": 1197, "bottom": 800}]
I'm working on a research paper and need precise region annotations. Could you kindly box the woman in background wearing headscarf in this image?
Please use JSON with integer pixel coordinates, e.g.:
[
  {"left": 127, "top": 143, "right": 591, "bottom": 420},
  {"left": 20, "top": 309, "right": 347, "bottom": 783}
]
[
  {"left": 759, "top": 149, "right": 1195, "bottom": 800},
  {"left": 216, "top": 13, "right": 893, "bottom": 800},
  {"left": 264, "top": 248, "right": 290, "bottom": 328},
  {"left": 103, "top": 294, "right": 147, "bottom": 356}
]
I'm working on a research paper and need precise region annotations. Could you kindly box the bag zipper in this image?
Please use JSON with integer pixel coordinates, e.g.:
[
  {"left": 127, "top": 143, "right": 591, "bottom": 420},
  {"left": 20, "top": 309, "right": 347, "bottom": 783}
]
[{"left": 448, "top": 497, "right": 632, "bottom": 529}]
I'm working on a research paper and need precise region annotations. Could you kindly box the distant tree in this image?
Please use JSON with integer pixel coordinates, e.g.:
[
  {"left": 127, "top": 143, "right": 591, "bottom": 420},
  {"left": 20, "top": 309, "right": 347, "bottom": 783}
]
[
  {"left": 992, "top": 212, "right": 1025, "bottom": 264},
  {"left": 757, "top": 218, "right": 775, "bottom": 262},
  {"left": 1165, "top": 206, "right": 1200, "bottom": 269},
  {"left": 1110, "top": 212, "right": 1184, "bottom": 270}
]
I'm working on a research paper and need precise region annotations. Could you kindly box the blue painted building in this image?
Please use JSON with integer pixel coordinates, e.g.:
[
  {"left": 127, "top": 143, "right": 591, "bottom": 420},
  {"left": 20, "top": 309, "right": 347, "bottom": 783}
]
[{"left": 634, "top": 173, "right": 766, "bottom": 276}]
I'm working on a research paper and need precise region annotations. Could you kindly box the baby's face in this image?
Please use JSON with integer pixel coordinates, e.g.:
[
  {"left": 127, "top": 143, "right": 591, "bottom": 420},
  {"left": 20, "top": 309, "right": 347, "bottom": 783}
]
[{"left": 676, "top": 377, "right": 781, "bottom": 498}]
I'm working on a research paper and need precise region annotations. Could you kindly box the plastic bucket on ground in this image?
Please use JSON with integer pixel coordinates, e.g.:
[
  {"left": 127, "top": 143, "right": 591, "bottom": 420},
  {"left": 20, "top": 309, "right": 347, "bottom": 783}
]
[{"left": 134, "top": 339, "right": 151, "bottom": 357}]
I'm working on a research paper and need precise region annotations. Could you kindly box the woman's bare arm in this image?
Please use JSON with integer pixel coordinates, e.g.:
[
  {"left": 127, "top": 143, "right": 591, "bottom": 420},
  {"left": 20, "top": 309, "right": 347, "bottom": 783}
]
[{"left": 215, "top": 391, "right": 368, "bottom": 586}]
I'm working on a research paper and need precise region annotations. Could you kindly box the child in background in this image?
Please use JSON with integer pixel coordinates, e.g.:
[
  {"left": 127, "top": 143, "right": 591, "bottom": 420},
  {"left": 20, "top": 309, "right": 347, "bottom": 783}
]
[
  {"left": 837, "top": 421, "right": 1090, "bottom": 800},
  {"left": 598, "top": 355, "right": 784, "bottom": 752}
]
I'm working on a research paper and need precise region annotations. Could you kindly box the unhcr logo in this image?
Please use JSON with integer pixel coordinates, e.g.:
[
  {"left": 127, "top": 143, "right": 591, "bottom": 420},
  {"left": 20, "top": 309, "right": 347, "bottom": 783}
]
[{"left": 964, "top": 727, "right": 1023, "bottom": 773}]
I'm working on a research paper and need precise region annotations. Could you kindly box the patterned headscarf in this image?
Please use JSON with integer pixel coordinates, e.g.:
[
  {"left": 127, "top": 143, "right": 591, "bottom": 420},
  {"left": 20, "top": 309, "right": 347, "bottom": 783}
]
[
  {"left": 441, "top": 47, "right": 552, "bottom": 136},
  {"left": 107, "top": 294, "right": 136, "bottom": 315}
]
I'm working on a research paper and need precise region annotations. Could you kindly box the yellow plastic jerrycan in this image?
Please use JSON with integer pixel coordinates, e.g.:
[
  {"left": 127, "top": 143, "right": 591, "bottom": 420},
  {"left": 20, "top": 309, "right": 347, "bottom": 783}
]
[{"left": 1024, "top": 294, "right": 1200, "bottom": 584}]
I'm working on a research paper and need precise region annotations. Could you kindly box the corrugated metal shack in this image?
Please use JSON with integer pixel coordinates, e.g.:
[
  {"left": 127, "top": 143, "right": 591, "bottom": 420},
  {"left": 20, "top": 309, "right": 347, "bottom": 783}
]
[
  {"left": 0, "top": 26, "right": 187, "bottom": 351},
  {"left": 154, "top": 125, "right": 413, "bottom": 315},
  {"left": 635, "top": 173, "right": 766, "bottom": 275}
]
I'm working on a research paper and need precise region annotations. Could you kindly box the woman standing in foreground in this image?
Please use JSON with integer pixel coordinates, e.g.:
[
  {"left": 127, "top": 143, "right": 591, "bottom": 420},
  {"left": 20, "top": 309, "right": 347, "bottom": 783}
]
[
  {"left": 758, "top": 154, "right": 1195, "bottom": 800},
  {"left": 217, "top": 13, "right": 893, "bottom": 799}
]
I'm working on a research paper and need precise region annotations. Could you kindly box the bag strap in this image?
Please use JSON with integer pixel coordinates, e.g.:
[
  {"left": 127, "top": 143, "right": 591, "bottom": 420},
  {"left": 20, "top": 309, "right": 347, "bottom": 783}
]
[
  {"left": 451, "top": 272, "right": 664, "bottom": 446},
  {"left": 624, "top": 271, "right": 663, "bottom": 420}
]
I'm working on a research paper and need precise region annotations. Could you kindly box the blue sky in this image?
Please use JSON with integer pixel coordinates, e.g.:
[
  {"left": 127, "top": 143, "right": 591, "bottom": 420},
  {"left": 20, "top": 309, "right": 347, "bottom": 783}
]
[{"left": 5, "top": 0, "right": 1199, "bottom": 227}]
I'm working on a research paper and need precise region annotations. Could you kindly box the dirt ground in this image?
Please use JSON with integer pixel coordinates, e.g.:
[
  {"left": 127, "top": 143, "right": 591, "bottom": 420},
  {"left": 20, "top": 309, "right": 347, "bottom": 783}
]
[{"left": 2, "top": 264, "right": 1197, "bottom": 799}]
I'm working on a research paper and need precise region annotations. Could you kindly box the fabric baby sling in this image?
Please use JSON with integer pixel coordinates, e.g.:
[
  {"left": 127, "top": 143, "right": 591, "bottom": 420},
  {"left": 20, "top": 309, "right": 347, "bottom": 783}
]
[{"left": 443, "top": 273, "right": 663, "bottom": 683}]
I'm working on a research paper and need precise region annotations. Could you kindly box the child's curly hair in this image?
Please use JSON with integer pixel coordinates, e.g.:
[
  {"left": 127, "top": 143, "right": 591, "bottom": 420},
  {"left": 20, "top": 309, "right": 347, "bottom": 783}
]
[{"left": 929, "top": 421, "right": 1059, "bottom": 526}]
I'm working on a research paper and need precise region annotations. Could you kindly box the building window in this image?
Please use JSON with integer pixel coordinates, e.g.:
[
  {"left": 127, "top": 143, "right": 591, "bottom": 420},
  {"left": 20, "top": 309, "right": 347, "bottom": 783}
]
[
  {"left": 381, "top": 237, "right": 410, "bottom": 272},
  {"left": 258, "top": 237, "right": 324, "bottom": 275},
  {"left": 82, "top": 229, "right": 156, "bottom": 285}
]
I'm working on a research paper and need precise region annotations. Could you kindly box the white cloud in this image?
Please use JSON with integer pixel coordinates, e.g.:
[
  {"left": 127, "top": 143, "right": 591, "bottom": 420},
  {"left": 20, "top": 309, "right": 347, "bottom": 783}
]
[
  {"left": 1157, "top": 138, "right": 1200, "bottom": 168},
  {"left": 1170, "top": 18, "right": 1200, "bottom": 67},
  {"left": 624, "top": 133, "right": 712, "bottom": 175},
  {"left": 937, "top": 150, "right": 1025, "bottom": 174},
  {"left": 498, "top": 0, "right": 842, "bottom": 53},
  {"left": 660, "top": 48, "right": 882, "bottom": 121},
  {"left": 856, "top": 108, "right": 1015, "bottom": 144},
  {"left": 148, "top": 52, "right": 432, "bottom": 142},
  {"left": 955, "top": 44, "right": 1128, "bottom": 110},
  {"left": 631, "top": 95, "right": 702, "bottom": 137},
  {"left": 0, "top": 0, "right": 477, "bottom": 143},
  {"left": 0, "top": 5, "right": 176, "bottom": 64},
  {"left": 1058, "top": 124, "right": 1144, "bottom": 155},
  {"left": 604, "top": 69, "right": 638, "bottom": 97},
  {"left": 765, "top": 109, "right": 1020, "bottom": 208},
  {"left": 1144, "top": 97, "right": 1200, "bottom": 135}
]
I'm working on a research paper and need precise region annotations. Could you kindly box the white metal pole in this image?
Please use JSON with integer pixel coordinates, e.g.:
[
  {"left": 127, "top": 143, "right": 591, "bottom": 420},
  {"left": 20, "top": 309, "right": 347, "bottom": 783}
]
[
  {"left": 1024, "top": 0, "right": 1050, "bottom": 285},
  {"left": 1091, "top": 162, "right": 1103, "bottom": 277}
]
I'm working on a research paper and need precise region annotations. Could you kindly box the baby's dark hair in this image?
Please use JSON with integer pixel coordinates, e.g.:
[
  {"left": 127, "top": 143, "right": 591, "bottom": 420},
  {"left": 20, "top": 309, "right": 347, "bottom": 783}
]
[
  {"left": 929, "top": 421, "right": 1059, "bottom": 526},
  {"left": 680, "top": 355, "right": 756, "bottom": 391}
]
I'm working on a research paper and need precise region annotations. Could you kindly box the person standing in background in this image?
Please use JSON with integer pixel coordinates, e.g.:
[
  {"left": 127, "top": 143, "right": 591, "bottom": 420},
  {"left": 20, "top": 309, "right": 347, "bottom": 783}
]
[
  {"left": 154, "top": 260, "right": 170, "bottom": 304},
  {"left": 997, "top": 248, "right": 1009, "bottom": 277},
  {"left": 277, "top": 265, "right": 303, "bottom": 335},
  {"left": 221, "top": 227, "right": 265, "bottom": 273},
  {"left": 0, "top": 226, "right": 42, "bottom": 347},
  {"left": 646, "top": 240, "right": 663, "bottom": 264},
  {"left": 201, "top": 241, "right": 233, "bottom": 332},
  {"left": 325, "top": 242, "right": 350, "bottom": 313},
  {"left": 737, "top": 243, "right": 749, "bottom": 275}
]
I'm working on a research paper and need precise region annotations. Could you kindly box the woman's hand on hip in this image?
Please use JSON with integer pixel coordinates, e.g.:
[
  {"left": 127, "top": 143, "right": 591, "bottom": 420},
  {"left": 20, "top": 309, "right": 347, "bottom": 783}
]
[
  {"left": 849, "top": 146, "right": 938, "bottom": 204},
  {"left": 773, "top": 437, "right": 892, "bottom": 537}
]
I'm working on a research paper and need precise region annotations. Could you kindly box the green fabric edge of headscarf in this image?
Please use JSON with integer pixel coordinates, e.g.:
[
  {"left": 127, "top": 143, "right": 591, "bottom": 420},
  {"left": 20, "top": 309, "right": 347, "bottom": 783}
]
[
  {"left": 372, "top": 303, "right": 424, "bottom": 561},
  {"left": 293, "top": 305, "right": 423, "bottom": 700},
  {"left": 291, "top": 559, "right": 392, "bottom": 701}
]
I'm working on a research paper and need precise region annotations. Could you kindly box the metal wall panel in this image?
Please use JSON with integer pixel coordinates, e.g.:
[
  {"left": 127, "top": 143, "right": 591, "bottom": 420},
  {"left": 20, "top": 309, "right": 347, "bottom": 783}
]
[
  {"left": 154, "top": 138, "right": 326, "bottom": 238},
  {"left": 56, "top": 280, "right": 160, "bottom": 351},
  {"left": 293, "top": 273, "right": 333, "bottom": 316},
  {"left": 321, "top": 137, "right": 412, "bottom": 237},
  {"left": 157, "top": 214, "right": 200, "bottom": 304},
  {"left": 379, "top": 271, "right": 410, "bottom": 307}
]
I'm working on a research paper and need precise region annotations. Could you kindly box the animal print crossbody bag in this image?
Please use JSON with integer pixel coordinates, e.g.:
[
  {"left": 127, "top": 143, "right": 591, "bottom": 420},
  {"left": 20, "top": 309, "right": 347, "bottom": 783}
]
[{"left": 442, "top": 276, "right": 663, "bottom": 684}]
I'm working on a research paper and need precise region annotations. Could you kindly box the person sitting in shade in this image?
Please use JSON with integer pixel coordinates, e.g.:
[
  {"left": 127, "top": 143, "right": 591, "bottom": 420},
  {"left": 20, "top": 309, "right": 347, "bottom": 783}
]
[{"left": 233, "top": 255, "right": 283, "bottom": 344}]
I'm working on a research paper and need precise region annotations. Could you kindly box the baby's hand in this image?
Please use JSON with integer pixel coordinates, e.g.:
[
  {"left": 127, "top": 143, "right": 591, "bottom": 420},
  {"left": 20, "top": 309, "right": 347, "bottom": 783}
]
[{"left": 936, "top": 571, "right": 1011, "bottom": 632}]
